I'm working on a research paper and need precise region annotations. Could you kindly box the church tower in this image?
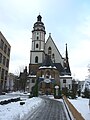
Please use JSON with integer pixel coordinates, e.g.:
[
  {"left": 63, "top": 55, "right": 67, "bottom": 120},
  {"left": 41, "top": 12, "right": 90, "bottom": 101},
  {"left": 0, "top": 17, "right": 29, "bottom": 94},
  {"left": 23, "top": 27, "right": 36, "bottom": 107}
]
[{"left": 29, "top": 15, "right": 46, "bottom": 74}]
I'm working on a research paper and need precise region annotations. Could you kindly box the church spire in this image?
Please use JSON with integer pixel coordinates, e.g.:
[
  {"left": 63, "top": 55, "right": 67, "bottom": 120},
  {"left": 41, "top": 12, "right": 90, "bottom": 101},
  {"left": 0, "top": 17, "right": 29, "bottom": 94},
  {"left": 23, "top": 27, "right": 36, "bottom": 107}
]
[
  {"left": 66, "top": 43, "right": 68, "bottom": 62},
  {"left": 37, "top": 14, "right": 42, "bottom": 22},
  {"left": 64, "top": 43, "right": 71, "bottom": 75}
]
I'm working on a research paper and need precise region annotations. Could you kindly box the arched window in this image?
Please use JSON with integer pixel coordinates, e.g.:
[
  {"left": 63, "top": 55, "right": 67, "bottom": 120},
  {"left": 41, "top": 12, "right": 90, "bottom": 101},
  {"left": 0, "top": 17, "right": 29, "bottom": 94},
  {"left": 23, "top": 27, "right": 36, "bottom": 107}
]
[
  {"left": 32, "top": 79, "right": 35, "bottom": 83},
  {"left": 46, "top": 70, "right": 50, "bottom": 78},
  {"left": 48, "top": 47, "right": 51, "bottom": 50},
  {"left": 37, "top": 36, "right": 39, "bottom": 40},
  {"left": 48, "top": 47, "right": 52, "bottom": 57},
  {"left": 35, "top": 56, "right": 38, "bottom": 63},
  {"left": 52, "top": 53, "right": 55, "bottom": 63},
  {"left": 46, "top": 70, "right": 50, "bottom": 75},
  {"left": 36, "top": 43, "right": 38, "bottom": 48},
  {"left": 52, "top": 53, "right": 54, "bottom": 58}
]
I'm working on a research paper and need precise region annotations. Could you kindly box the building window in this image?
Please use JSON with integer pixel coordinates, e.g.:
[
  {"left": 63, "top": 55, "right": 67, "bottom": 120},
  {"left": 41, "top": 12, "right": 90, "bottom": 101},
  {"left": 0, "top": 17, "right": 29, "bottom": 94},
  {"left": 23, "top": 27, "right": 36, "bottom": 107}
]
[
  {"left": 1, "top": 68, "right": 4, "bottom": 79},
  {"left": 4, "top": 44, "right": 7, "bottom": 53},
  {"left": 5, "top": 70, "right": 8, "bottom": 80},
  {"left": 0, "top": 39, "right": 4, "bottom": 50},
  {"left": 69, "top": 84, "right": 71, "bottom": 89},
  {"left": 0, "top": 53, "right": 2, "bottom": 63},
  {"left": 63, "top": 79, "right": 66, "bottom": 83},
  {"left": 35, "top": 56, "right": 38, "bottom": 63},
  {"left": 32, "top": 79, "right": 35, "bottom": 83},
  {"left": 36, "top": 43, "right": 38, "bottom": 48},
  {"left": 1, "top": 80, "right": 3, "bottom": 87},
  {"left": 7, "top": 48, "right": 10, "bottom": 56},
  {"left": 52, "top": 53, "right": 55, "bottom": 63},
  {"left": 52, "top": 53, "right": 54, "bottom": 58},
  {"left": 41, "top": 70, "right": 43, "bottom": 77},
  {"left": 6, "top": 59, "right": 9, "bottom": 68},
  {"left": 3, "top": 56, "right": 6, "bottom": 65},
  {"left": 46, "top": 70, "right": 50, "bottom": 78},
  {"left": 48, "top": 47, "right": 52, "bottom": 57},
  {"left": 37, "top": 36, "right": 39, "bottom": 40}
]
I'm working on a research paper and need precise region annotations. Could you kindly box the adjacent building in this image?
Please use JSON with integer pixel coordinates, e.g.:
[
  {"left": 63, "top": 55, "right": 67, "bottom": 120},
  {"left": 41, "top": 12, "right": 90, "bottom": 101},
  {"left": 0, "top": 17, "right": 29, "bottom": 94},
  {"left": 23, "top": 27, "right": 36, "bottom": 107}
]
[
  {"left": 78, "top": 80, "right": 84, "bottom": 92},
  {"left": 27, "top": 15, "right": 72, "bottom": 94},
  {"left": 6, "top": 73, "right": 15, "bottom": 91},
  {"left": 0, "top": 31, "right": 11, "bottom": 92}
]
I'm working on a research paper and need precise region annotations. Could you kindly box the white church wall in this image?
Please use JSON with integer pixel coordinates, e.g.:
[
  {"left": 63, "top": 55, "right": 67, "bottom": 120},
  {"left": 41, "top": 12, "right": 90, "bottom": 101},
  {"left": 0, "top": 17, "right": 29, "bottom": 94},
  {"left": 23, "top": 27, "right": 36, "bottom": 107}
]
[
  {"left": 60, "top": 78, "right": 72, "bottom": 90},
  {"left": 45, "top": 37, "right": 64, "bottom": 66},
  {"left": 32, "top": 40, "right": 45, "bottom": 51},
  {"left": 31, "top": 52, "right": 44, "bottom": 64},
  {"left": 32, "top": 42, "right": 34, "bottom": 50},
  {"left": 41, "top": 42, "right": 44, "bottom": 50},
  {"left": 35, "top": 41, "right": 40, "bottom": 50}
]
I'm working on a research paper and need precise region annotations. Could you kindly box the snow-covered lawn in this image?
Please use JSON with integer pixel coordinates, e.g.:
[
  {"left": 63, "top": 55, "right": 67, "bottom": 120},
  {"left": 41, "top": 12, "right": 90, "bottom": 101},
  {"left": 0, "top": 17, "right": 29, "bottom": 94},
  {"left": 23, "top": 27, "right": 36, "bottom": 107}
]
[
  {"left": 69, "top": 97, "right": 90, "bottom": 120},
  {"left": 0, "top": 94, "right": 43, "bottom": 120},
  {"left": 49, "top": 95, "right": 90, "bottom": 120},
  {"left": 0, "top": 92, "right": 90, "bottom": 120}
]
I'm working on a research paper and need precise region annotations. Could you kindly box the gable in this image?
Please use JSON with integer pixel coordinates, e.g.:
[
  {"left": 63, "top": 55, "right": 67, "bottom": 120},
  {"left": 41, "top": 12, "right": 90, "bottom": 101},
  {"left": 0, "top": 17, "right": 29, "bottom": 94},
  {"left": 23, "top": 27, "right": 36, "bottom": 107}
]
[{"left": 45, "top": 36, "right": 64, "bottom": 66}]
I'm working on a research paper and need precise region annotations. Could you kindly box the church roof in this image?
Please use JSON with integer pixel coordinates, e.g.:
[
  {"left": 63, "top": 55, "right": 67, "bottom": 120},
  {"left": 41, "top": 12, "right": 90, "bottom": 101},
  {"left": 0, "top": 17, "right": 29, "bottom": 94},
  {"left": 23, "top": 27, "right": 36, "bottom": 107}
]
[
  {"left": 37, "top": 15, "right": 42, "bottom": 22},
  {"left": 54, "top": 63, "right": 65, "bottom": 75},
  {"left": 41, "top": 54, "right": 55, "bottom": 68},
  {"left": 32, "top": 15, "right": 46, "bottom": 34}
]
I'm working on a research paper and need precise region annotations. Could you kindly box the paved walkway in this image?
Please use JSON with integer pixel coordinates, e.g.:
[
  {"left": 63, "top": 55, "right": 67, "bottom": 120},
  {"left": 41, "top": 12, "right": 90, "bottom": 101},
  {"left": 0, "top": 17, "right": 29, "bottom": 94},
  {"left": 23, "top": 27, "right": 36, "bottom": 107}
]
[{"left": 26, "top": 96, "right": 68, "bottom": 120}]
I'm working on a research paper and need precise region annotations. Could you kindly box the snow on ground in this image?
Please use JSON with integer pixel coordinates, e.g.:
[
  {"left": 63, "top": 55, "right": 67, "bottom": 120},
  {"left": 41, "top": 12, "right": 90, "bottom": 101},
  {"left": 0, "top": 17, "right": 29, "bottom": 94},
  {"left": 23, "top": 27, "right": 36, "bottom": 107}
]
[
  {"left": 49, "top": 95, "right": 90, "bottom": 120},
  {"left": 0, "top": 92, "right": 43, "bottom": 120},
  {"left": 0, "top": 92, "right": 90, "bottom": 120},
  {"left": 69, "top": 97, "right": 90, "bottom": 120},
  {"left": 0, "top": 91, "right": 29, "bottom": 101}
]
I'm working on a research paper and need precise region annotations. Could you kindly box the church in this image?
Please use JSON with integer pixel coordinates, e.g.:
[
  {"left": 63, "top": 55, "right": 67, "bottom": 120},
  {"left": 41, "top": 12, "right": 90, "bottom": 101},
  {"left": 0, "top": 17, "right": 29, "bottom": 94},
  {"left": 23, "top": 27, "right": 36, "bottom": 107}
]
[{"left": 26, "top": 15, "right": 72, "bottom": 95}]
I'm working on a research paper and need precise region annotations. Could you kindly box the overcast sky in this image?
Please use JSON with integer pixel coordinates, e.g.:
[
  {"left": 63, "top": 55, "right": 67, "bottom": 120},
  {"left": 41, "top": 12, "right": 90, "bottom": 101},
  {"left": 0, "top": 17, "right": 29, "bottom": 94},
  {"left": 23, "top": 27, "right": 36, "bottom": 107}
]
[{"left": 0, "top": 0, "right": 90, "bottom": 80}]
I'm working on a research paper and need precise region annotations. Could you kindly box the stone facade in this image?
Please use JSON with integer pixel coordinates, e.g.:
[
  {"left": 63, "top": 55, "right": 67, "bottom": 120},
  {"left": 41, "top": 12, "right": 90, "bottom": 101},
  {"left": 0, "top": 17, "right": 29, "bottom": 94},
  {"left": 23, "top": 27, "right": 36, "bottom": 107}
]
[
  {"left": 0, "top": 31, "right": 11, "bottom": 92},
  {"left": 37, "top": 66, "right": 60, "bottom": 95}
]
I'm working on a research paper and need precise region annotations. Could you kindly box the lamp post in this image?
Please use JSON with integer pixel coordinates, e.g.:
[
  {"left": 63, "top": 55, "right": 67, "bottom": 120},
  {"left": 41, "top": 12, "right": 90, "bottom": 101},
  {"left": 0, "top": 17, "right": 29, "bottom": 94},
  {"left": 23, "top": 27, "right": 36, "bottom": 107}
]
[{"left": 54, "top": 85, "right": 60, "bottom": 99}]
